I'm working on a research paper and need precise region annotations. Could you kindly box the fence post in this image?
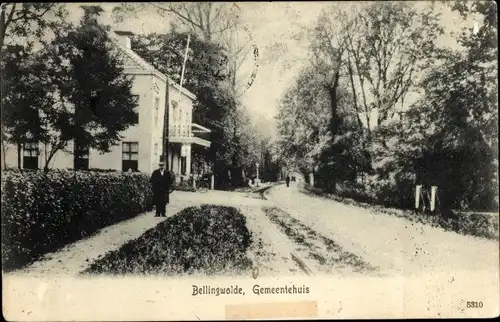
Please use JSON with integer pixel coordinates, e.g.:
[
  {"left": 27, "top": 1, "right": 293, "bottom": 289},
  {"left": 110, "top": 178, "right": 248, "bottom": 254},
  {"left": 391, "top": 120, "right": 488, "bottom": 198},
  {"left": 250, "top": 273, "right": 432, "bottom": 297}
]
[
  {"left": 309, "top": 172, "right": 314, "bottom": 187},
  {"left": 415, "top": 185, "right": 422, "bottom": 210},
  {"left": 210, "top": 174, "right": 214, "bottom": 190},
  {"left": 430, "top": 186, "right": 437, "bottom": 212}
]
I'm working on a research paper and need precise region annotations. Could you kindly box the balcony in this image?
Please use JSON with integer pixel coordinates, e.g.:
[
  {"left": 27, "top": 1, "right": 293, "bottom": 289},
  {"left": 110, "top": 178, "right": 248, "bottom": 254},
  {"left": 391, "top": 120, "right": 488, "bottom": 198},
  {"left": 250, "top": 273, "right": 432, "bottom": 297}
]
[{"left": 169, "top": 123, "right": 211, "bottom": 148}]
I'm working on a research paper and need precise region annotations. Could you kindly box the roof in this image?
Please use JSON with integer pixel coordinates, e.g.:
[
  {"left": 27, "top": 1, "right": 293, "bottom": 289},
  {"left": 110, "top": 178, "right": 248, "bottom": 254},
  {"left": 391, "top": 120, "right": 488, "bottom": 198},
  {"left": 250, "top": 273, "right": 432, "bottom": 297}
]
[
  {"left": 108, "top": 30, "right": 197, "bottom": 101},
  {"left": 115, "top": 30, "right": 134, "bottom": 36}
]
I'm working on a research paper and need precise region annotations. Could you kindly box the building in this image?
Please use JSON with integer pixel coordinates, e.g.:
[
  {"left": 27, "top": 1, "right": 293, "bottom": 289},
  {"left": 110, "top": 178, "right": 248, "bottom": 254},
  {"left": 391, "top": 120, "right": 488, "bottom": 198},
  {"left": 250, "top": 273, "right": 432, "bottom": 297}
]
[{"left": 1, "top": 29, "right": 211, "bottom": 180}]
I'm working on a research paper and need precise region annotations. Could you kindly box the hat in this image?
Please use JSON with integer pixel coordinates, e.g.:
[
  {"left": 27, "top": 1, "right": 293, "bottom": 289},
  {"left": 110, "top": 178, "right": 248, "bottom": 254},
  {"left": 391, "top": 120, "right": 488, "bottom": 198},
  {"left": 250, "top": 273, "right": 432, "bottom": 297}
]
[{"left": 159, "top": 161, "right": 165, "bottom": 166}]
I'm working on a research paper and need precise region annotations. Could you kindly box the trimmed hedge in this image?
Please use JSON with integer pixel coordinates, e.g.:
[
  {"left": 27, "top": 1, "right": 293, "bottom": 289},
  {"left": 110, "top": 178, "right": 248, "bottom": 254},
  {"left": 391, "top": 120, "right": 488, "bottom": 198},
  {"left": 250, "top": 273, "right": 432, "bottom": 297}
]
[
  {"left": 82, "top": 205, "right": 253, "bottom": 275},
  {"left": 1, "top": 169, "right": 153, "bottom": 271}
]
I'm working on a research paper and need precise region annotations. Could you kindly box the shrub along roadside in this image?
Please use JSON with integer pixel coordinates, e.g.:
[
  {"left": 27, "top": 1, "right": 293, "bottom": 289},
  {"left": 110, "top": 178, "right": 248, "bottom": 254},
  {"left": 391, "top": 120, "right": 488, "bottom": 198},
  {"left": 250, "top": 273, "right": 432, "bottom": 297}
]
[
  {"left": 301, "top": 183, "right": 499, "bottom": 241},
  {"left": 1, "top": 169, "right": 153, "bottom": 271},
  {"left": 82, "top": 205, "right": 253, "bottom": 276}
]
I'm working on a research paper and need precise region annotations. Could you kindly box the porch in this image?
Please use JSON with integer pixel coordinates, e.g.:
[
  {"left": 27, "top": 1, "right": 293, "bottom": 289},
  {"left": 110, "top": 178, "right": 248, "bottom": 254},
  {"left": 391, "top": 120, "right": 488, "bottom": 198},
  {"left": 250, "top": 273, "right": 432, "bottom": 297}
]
[{"left": 161, "top": 122, "right": 211, "bottom": 183}]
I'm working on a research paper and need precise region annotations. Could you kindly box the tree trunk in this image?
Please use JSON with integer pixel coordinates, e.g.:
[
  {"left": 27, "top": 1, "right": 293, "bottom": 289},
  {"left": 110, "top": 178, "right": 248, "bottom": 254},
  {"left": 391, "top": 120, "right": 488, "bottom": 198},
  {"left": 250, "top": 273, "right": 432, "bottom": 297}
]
[
  {"left": 327, "top": 70, "right": 341, "bottom": 194},
  {"left": 17, "top": 142, "right": 21, "bottom": 169}
]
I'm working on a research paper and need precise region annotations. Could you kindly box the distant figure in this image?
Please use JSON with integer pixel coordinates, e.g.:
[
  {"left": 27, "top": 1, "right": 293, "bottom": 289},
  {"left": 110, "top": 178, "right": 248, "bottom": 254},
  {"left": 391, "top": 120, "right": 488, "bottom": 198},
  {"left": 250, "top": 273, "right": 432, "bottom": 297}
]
[
  {"left": 286, "top": 175, "right": 290, "bottom": 187},
  {"left": 150, "top": 161, "right": 173, "bottom": 217}
]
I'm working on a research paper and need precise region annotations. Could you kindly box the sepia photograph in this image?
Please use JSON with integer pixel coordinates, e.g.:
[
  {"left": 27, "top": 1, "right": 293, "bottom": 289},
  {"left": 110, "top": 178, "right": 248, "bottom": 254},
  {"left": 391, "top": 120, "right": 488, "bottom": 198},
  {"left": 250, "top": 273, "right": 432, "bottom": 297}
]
[{"left": 1, "top": 1, "right": 498, "bottom": 320}]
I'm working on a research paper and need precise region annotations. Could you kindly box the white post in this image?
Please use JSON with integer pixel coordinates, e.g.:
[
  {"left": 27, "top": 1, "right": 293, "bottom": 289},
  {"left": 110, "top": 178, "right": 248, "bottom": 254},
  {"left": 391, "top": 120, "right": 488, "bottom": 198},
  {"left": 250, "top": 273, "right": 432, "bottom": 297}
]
[
  {"left": 185, "top": 145, "right": 191, "bottom": 176},
  {"left": 256, "top": 162, "right": 260, "bottom": 187},
  {"left": 309, "top": 172, "right": 314, "bottom": 187},
  {"left": 415, "top": 185, "right": 422, "bottom": 209},
  {"left": 430, "top": 186, "right": 437, "bottom": 212},
  {"left": 210, "top": 174, "right": 214, "bottom": 190}
]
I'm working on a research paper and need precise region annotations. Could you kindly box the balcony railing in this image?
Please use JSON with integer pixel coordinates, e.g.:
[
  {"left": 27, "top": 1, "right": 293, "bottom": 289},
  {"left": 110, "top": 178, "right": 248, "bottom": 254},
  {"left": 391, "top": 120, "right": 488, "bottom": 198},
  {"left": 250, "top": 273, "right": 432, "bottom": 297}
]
[{"left": 169, "top": 124, "right": 192, "bottom": 138}]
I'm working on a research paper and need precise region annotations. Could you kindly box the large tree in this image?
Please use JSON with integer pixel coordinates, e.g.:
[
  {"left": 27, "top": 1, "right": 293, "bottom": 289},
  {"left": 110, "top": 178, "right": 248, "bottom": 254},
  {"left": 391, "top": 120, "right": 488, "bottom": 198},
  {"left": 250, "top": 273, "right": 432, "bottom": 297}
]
[
  {"left": 402, "top": 0, "right": 498, "bottom": 210},
  {"left": 32, "top": 6, "right": 139, "bottom": 170}
]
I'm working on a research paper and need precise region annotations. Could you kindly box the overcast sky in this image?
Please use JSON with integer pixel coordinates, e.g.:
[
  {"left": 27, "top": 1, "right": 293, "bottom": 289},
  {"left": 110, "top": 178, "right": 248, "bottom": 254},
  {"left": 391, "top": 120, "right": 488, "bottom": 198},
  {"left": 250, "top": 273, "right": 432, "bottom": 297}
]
[{"left": 63, "top": 2, "right": 478, "bottom": 138}]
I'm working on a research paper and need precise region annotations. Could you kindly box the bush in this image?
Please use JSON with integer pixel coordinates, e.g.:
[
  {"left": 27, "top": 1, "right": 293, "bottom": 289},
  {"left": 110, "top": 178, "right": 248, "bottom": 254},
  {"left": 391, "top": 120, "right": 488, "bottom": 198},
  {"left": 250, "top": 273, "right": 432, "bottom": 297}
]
[
  {"left": 1, "top": 169, "right": 153, "bottom": 271},
  {"left": 82, "top": 205, "right": 253, "bottom": 275}
]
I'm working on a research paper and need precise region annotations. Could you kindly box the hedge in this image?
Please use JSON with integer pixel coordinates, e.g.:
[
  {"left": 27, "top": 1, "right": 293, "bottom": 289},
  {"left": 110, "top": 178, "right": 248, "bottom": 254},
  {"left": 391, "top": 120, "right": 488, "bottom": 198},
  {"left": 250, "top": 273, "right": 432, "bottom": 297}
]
[
  {"left": 1, "top": 169, "right": 153, "bottom": 271},
  {"left": 82, "top": 205, "right": 253, "bottom": 275}
]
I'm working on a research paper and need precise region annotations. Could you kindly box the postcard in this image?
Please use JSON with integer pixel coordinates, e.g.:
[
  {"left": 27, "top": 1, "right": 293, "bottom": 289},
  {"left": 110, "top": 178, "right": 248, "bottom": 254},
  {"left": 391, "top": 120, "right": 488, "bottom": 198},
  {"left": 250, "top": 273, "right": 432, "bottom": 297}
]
[{"left": 1, "top": 1, "right": 499, "bottom": 320}]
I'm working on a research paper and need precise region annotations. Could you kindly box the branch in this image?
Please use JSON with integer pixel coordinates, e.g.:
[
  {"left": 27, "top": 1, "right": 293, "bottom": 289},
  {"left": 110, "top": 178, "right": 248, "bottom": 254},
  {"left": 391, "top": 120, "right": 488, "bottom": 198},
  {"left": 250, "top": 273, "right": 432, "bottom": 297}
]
[
  {"left": 149, "top": 3, "right": 203, "bottom": 29},
  {"left": 11, "top": 4, "right": 55, "bottom": 22}
]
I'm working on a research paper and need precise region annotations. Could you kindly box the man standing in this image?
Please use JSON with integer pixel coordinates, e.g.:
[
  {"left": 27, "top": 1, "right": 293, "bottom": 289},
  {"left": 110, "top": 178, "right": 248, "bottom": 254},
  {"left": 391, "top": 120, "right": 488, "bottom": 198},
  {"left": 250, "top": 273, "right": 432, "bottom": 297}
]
[
  {"left": 150, "top": 161, "right": 172, "bottom": 217},
  {"left": 286, "top": 175, "right": 290, "bottom": 188}
]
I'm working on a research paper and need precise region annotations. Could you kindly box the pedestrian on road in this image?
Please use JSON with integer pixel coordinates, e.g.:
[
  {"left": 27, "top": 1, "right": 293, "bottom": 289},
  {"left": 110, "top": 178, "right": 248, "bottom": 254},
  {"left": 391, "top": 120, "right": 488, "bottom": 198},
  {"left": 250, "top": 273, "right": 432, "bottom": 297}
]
[
  {"left": 150, "top": 161, "right": 173, "bottom": 217},
  {"left": 286, "top": 175, "right": 290, "bottom": 187}
]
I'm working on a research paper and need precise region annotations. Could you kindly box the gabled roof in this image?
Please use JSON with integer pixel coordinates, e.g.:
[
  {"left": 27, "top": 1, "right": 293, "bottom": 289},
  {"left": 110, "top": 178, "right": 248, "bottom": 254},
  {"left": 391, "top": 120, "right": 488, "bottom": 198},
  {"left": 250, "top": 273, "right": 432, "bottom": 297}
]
[{"left": 108, "top": 31, "right": 197, "bottom": 101}]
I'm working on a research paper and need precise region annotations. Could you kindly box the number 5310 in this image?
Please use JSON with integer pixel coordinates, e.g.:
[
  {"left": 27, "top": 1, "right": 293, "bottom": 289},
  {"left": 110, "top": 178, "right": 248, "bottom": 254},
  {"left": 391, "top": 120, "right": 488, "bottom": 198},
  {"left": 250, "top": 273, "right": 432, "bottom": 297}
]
[{"left": 467, "top": 301, "right": 483, "bottom": 308}]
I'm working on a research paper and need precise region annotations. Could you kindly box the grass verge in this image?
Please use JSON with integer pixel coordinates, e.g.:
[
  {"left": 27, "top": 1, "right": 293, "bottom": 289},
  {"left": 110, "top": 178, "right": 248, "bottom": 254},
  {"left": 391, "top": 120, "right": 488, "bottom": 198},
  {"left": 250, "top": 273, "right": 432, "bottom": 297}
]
[
  {"left": 81, "top": 205, "right": 254, "bottom": 276},
  {"left": 301, "top": 183, "right": 499, "bottom": 241},
  {"left": 263, "top": 207, "right": 380, "bottom": 276}
]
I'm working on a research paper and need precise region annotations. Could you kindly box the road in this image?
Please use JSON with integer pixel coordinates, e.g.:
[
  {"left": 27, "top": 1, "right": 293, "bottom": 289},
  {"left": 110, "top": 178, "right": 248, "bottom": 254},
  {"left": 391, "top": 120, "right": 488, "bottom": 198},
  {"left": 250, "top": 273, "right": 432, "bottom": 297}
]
[
  {"left": 8, "top": 183, "right": 499, "bottom": 282},
  {"left": 264, "top": 183, "right": 499, "bottom": 279}
]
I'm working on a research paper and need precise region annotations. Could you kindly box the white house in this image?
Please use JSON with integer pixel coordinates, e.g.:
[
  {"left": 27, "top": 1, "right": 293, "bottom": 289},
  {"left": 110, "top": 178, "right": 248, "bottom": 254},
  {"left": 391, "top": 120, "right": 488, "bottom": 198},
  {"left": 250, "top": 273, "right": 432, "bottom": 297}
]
[{"left": 1, "top": 30, "right": 211, "bottom": 180}]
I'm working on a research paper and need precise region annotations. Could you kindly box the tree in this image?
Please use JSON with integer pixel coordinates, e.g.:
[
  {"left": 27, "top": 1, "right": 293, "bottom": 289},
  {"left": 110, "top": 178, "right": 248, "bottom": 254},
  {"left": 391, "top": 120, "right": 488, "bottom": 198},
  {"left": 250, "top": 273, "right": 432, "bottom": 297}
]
[
  {"left": 1, "top": 44, "right": 48, "bottom": 169},
  {"left": 401, "top": 0, "right": 498, "bottom": 210},
  {"left": 0, "top": 3, "right": 67, "bottom": 51},
  {"left": 113, "top": 3, "right": 254, "bottom": 96},
  {"left": 113, "top": 3, "right": 240, "bottom": 43},
  {"left": 33, "top": 6, "right": 139, "bottom": 170},
  {"left": 131, "top": 30, "right": 228, "bottom": 108}
]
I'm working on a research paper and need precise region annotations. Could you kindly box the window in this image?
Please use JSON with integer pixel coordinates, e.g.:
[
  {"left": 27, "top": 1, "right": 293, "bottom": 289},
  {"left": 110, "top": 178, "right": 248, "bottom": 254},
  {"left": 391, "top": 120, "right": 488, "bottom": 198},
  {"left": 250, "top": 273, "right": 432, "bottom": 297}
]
[
  {"left": 74, "top": 142, "right": 89, "bottom": 170},
  {"left": 171, "top": 100, "right": 178, "bottom": 121},
  {"left": 122, "top": 142, "right": 139, "bottom": 172},
  {"left": 154, "top": 143, "right": 158, "bottom": 155},
  {"left": 131, "top": 95, "right": 140, "bottom": 124},
  {"left": 23, "top": 142, "right": 39, "bottom": 169},
  {"left": 154, "top": 98, "right": 160, "bottom": 126}
]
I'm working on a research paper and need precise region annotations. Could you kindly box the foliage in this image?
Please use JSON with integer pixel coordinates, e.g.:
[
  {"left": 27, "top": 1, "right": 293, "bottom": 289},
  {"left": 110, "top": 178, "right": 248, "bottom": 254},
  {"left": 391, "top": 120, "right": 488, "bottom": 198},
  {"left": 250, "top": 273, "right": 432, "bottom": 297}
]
[
  {"left": 82, "top": 205, "right": 253, "bottom": 275},
  {"left": 0, "top": 3, "right": 67, "bottom": 50},
  {"left": 1, "top": 8, "right": 139, "bottom": 171},
  {"left": 398, "top": 0, "right": 498, "bottom": 211},
  {"left": 1, "top": 44, "right": 48, "bottom": 167},
  {"left": 1, "top": 169, "right": 153, "bottom": 271},
  {"left": 34, "top": 8, "right": 139, "bottom": 169},
  {"left": 131, "top": 30, "right": 228, "bottom": 95}
]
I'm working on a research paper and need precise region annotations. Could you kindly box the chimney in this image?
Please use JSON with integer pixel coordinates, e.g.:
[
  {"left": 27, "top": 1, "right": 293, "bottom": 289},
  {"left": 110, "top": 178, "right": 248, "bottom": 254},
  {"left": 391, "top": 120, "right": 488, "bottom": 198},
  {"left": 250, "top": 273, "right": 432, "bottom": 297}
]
[
  {"left": 80, "top": 5, "right": 104, "bottom": 23},
  {"left": 114, "top": 30, "right": 134, "bottom": 49}
]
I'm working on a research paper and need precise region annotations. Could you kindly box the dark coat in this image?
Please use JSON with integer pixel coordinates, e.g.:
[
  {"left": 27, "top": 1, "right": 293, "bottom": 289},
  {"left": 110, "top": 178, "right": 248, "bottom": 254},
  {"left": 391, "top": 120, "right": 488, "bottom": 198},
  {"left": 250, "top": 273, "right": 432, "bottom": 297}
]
[{"left": 150, "top": 169, "right": 173, "bottom": 204}]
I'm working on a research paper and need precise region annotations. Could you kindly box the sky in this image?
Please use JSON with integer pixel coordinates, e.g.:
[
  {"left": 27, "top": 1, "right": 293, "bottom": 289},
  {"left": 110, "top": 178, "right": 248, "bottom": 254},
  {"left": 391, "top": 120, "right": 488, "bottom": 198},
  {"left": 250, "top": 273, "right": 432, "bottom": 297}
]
[{"left": 62, "top": 2, "right": 479, "bottom": 138}]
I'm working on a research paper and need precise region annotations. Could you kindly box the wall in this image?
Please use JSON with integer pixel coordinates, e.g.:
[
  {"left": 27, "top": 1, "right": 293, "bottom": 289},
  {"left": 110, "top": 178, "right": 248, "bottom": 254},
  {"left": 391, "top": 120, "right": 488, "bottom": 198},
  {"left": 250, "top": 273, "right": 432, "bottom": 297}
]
[{"left": 169, "top": 84, "right": 193, "bottom": 136}]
